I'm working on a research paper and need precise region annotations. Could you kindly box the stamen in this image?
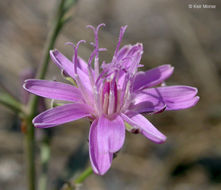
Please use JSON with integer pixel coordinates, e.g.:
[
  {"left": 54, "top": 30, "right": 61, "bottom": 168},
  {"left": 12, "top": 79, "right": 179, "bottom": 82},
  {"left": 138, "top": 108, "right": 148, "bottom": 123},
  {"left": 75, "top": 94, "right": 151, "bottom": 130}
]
[
  {"left": 102, "top": 82, "right": 110, "bottom": 114},
  {"left": 87, "top": 24, "right": 107, "bottom": 116},
  {"left": 74, "top": 40, "right": 86, "bottom": 74},
  {"left": 108, "top": 72, "right": 118, "bottom": 115},
  {"left": 87, "top": 49, "right": 97, "bottom": 86},
  {"left": 95, "top": 67, "right": 107, "bottom": 88},
  {"left": 67, "top": 40, "right": 91, "bottom": 105},
  {"left": 120, "top": 73, "right": 130, "bottom": 108},
  {"left": 87, "top": 24, "right": 106, "bottom": 79},
  {"left": 122, "top": 77, "right": 133, "bottom": 111},
  {"left": 112, "top": 25, "right": 128, "bottom": 63},
  {"left": 65, "top": 42, "right": 75, "bottom": 47}
]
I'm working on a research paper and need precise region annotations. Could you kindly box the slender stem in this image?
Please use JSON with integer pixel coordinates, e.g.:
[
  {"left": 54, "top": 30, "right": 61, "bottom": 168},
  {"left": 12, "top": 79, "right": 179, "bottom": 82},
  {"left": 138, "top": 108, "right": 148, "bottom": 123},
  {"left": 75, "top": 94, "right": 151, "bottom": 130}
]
[
  {"left": 28, "top": 0, "right": 65, "bottom": 113},
  {"left": 62, "top": 166, "right": 93, "bottom": 190},
  {"left": 25, "top": 118, "right": 36, "bottom": 190},
  {"left": 74, "top": 167, "right": 93, "bottom": 185},
  {"left": 37, "top": 0, "right": 65, "bottom": 80},
  {"left": 38, "top": 130, "right": 52, "bottom": 190},
  {"left": 25, "top": 1, "right": 66, "bottom": 190}
]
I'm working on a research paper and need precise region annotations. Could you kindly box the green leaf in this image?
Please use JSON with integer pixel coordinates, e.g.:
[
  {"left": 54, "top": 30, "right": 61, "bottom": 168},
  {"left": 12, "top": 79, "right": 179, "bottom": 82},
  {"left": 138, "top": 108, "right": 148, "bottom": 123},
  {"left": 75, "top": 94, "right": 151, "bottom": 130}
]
[{"left": 0, "top": 92, "right": 23, "bottom": 114}]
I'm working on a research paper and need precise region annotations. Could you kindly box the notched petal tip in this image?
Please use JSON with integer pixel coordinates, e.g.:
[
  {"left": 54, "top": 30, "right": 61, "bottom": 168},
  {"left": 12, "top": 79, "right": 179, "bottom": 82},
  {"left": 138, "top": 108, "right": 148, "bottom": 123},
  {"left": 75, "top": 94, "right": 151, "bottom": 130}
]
[
  {"left": 22, "top": 82, "right": 28, "bottom": 90},
  {"left": 49, "top": 49, "right": 57, "bottom": 54},
  {"left": 32, "top": 116, "right": 44, "bottom": 128},
  {"left": 49, "top": 49, "right": 59, "bottom": 58},
  {"left": 23, "top": 79, "right": 34, "bottom": 91},
  {"left": 192, "top": 87, "right": 198, "bottom": 94},
  {"left": 190, "top": 96, "right": 200, "bottom": 107},
  {"left": 164, "top": 64, "right": 174, "bottom": 71}
]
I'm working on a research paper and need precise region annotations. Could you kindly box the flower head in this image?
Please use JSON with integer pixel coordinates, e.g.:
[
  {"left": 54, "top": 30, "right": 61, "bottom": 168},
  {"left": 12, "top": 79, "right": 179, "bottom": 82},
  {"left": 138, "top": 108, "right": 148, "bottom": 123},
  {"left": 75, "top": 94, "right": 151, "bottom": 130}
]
[{"left": 23, "top": 24, "right": 199, "bottom": 175}]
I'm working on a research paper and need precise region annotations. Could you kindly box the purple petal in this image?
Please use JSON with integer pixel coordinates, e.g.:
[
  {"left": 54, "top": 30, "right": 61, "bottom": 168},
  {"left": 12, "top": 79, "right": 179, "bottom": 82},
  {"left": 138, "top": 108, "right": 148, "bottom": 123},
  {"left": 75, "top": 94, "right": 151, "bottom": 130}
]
[
  {"left": 99, "top": 115, "right": 125, "bottom": 153},
  {"left": 131, "top": 85, "right": 199, "bottom": 112},
  {"left": 127, "top": 43, "right": 143, "bottom": 56},
  {"left": 89, "top": 115, "right": 125, "bottom": 175},
  {"left": 89, "top": 119, "right": 112, "bottom": 175},
  {"left": 166, "top": 96, "right": 199, "bottom": 110},
  {"left": 50, "top": 50, "right": 93, "bottom": 94},
  {"left": 77, "top": 66, "right": 93, "bottom": 93},
  {"left": 76, "top": 56, "right": 90, "bottom": 74},
  {"left": 33, "top": 103, "right": 92, "bottom": 128},
  {"left": 108, "top": 43, "right": 143, "bottom": 76},
  {"left": 122, "top": 43, "right": 143, "bottom": 74},
  {"left": 121, "top": 113, "right": 166, "bottom": 144},
  {"left": 50, "top": 50, "right": 75, "bottom": 78},
  {"left": 130, "top": 96, "right": 166, "bottom": 114},
  {"left": 23, "top": 79, "right": 82, "bottom": 102},
  {"left": 116, "top": 45, "right": 131, "bottom": 61},
  {"left": 89, "top": 120, "right": 100, "bottom": 174},
  {"left": 133, "top": 65, "right": 174, "bottom": 91}
]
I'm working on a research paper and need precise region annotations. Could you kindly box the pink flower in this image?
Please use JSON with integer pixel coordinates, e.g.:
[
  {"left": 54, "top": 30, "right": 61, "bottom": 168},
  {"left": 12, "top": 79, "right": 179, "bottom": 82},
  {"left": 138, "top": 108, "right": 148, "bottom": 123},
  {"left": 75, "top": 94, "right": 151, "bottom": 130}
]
[{"left": 23, "top": 24, "right": 199, "bottom": 175}]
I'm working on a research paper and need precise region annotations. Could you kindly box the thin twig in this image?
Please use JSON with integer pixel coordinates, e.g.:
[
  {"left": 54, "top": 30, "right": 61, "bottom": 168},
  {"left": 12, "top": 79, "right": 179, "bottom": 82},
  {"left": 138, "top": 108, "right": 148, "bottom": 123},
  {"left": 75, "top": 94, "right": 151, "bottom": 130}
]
[
  {"left": 25, "top": 1, "right": 67, "bottom": 190},
  {"left": 62, "top": 167, "right": 93, "bottom": 190}
]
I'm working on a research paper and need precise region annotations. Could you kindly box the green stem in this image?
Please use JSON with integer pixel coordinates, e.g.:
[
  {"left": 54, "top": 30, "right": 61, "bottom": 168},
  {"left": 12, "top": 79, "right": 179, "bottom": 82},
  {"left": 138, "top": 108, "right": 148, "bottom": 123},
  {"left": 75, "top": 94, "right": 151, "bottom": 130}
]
[
  {"left": 28, "top": 0, "right": 65, "bottom": 113},
  {"left": 62, "top": 167, "right": 93, "bottom": 190},
  {"left": 74, "top": 167, "right": 93, "bottom": 185},
  {"left": 25, "top": 119, "right": 36, "bottom": 190},
  {"left": 38, "top": 130, "right": 52, "bottom": 190},
  {"left": 25, "top": 1, "right": 66, "bottom": 190},
  {"left": 37, "top": 0, "right": 65, "bottom": 80}
]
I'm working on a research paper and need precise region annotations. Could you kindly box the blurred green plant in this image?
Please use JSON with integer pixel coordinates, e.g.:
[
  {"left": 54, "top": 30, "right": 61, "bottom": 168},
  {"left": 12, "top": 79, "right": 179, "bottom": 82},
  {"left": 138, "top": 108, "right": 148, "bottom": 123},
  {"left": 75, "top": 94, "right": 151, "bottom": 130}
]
[
  {"left": 0, "top": 91, "right": 24, "bottom": 115},
  {"left": 0, "top": 1, "right": 80, "bottom": 190}
]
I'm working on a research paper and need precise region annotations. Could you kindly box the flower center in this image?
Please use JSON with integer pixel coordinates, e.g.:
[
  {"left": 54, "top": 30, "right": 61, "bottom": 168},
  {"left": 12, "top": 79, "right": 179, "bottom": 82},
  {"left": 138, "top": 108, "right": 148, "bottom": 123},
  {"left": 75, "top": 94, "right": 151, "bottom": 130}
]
[{"left": 101, "top": 80, "right": 118, "bottom": 116}]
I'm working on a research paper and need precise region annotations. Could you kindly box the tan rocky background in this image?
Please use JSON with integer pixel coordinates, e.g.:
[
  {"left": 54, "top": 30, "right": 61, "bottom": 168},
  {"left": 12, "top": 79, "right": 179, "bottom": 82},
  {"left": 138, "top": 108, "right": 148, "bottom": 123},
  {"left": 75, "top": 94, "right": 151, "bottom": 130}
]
[{"left": 0, "top": 0, "right": 221, "bottom": 189}]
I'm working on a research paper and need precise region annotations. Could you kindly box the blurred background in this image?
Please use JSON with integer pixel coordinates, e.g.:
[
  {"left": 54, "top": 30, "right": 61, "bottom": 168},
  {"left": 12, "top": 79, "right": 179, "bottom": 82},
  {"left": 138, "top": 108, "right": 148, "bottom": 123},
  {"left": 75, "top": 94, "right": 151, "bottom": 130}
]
[{"left": 0, "top": 0, "right": 221, "bottom": 189}]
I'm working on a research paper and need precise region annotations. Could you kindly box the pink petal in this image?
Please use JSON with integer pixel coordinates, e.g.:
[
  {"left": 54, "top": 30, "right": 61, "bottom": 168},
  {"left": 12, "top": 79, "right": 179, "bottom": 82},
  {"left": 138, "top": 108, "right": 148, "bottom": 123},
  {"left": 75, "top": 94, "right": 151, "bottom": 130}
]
[
  {"left": 89, "top": 115, "right": 125, "bottom": 175},
  {"left": 116, "top": 45, "right": 131, "bottom": 62},
  {"left": 50, "top": 50, "right": 75, "bottom": 78},
  {"left": 122, "top": 43, "right": 143, "bottom": 74},
  {"left": 98, "top": 115, "right": 125, "bottom": 153},
  {"left": 23, "top": 79, "right": 82, "bottom": 102},
  {"left": 77, "top": 67, "right": 93, "bottom": 93},
  {"left": 76, "top": 56, "right": 90, "bottom": 74},
  {"left": 166, "top": 96, "right": 199, "bottom": 110},
  {"left": 89, "top": 119, "right": 112, "bottom": 175},
  {"left": 50, "top": 50, "right": 93, "bottom": 94},
  {"left": 131, "top": 85, "right": 199, "bottom": 112},
  {"left": 129, "top": 97, "right": 166, "bottom": 114},
  {"left": 33, "top": 103, "right": 92, "bottom": 128},
  {"left": 133, "top": 64, "right": 174, "bottom": 91},
  {"left": 121, "top": 113, "right": 166, "bottom": 144}
]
